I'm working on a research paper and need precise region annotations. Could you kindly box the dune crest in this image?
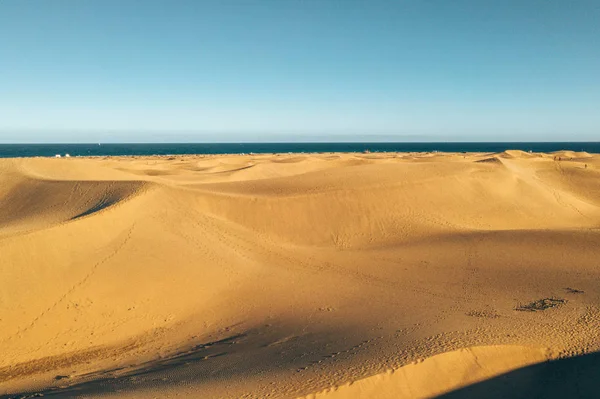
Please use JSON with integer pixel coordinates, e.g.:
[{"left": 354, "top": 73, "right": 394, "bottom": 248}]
[
  {"left": 0, "top": 176, "right": 145, "bottom": 235},
  {"left": 301, "top": 345, "right": 550, "bottom": 399}
]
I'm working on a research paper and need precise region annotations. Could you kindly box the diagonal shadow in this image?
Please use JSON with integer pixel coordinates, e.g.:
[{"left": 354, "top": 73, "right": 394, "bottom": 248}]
[
  {"left": 0, "top": 321, "right": 385, "bottom": 399},
  {"left": 438, "top": 351, "right": 600, "bottom": 399}
]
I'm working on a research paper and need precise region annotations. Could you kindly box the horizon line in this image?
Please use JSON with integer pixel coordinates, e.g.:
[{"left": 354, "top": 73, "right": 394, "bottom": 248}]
[{"left": 0, "top": 140, "right": 599, "bottom": 145}]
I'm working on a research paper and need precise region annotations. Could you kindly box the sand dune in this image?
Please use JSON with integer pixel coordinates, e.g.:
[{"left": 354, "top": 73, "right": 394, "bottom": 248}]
[
  {"left": 302, "top": 345, "right": 551, "bottom": 399},
  {"left": 0, "top": 176, "right": 144, "bottom": 236},
  {"left": 1, "top": 152, "right": 599, "bottom": 398}
]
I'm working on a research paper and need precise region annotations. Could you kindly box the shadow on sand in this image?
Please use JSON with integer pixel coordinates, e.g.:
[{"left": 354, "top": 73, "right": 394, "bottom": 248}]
[
  {"left": 438, "top": 351, "right": 600, "bottom": 399},
  {"left": 3, "top": 342, "right": 599, "bottom": 398}
]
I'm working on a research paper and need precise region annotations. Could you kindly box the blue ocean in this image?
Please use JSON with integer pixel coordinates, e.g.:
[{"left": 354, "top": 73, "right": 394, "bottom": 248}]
[{"left": 0, "top": 142, "right": 598, "bottom": 158}]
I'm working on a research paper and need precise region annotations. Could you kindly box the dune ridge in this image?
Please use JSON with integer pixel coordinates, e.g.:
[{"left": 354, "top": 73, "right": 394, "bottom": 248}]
[
  {"left": 1, "top": 151, "right": 599, "bottom": 398},
  {"left": 301, "top": 345, "right": 551, "bottom": 399}
]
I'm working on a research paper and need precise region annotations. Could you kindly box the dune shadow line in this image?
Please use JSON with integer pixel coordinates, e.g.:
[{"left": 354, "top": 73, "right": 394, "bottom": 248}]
[{"left": 438, "top": 351, "right": 600, "bottom": 399}]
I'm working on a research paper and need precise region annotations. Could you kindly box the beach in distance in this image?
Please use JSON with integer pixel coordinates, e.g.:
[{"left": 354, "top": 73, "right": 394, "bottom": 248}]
[{"left": 1, "top": 150, "right": 600, "bottom": 398}]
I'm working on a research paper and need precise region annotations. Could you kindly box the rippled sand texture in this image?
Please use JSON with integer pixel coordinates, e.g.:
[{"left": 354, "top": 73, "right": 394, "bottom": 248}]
[{"left": 1, "top": 151, "right": 599, "bottom": 398}]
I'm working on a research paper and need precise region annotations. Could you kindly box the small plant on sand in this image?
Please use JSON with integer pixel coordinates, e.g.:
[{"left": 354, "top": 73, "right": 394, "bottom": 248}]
[
  {"left": 564, "top": 287, "right": 584, "bottom": 294},
  {"left": 515, "top": 298, "right": 566, "bottom": 312}
]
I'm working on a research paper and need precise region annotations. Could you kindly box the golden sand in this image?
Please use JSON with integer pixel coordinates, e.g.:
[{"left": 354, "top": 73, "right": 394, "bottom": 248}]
[{"left": 1, "top": 151, "right": 599, "bottom": 398}]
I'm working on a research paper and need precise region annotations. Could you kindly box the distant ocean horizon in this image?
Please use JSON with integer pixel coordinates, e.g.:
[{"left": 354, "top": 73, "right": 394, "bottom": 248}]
[{"left": 0, "top": 142, "right": 599, "bottom": 158}]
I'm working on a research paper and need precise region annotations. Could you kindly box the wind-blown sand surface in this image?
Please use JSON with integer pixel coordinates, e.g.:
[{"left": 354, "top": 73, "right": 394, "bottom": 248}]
[{"left": 1, "top": 151, "right": 599, "bottom": 398}]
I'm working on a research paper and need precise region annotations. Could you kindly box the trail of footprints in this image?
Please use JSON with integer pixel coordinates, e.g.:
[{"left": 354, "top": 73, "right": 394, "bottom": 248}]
[{"left": 3, "top": 224, "right": 136, "bottom": 342}]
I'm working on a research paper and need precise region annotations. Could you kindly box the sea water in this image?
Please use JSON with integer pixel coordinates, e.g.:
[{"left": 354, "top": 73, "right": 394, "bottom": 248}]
[{"left": 0, "top": 142, "right": 599, "bottom": 158}]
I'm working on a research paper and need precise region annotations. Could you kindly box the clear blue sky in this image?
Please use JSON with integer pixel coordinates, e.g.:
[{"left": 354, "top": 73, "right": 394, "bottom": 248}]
[{"left": 1, "top": 0, "right": 599, "bottom": 143}]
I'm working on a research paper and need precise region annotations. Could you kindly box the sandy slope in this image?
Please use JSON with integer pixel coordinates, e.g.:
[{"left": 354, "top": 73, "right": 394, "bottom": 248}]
[
  {"left": 303, "top": 345, "right": 550, "bottom": 399},
  {"left": 0, "top": 151, "right": 599, "bottom": 398}
]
